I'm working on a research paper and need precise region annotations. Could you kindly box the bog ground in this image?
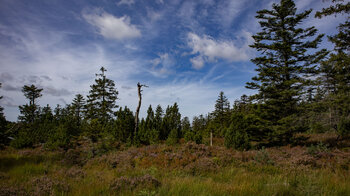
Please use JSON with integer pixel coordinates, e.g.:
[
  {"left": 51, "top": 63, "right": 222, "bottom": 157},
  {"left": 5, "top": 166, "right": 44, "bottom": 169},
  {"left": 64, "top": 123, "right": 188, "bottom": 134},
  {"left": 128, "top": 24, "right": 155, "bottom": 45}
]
[{"left": 1, "top": 133, "right": 350, "bottom": 196}]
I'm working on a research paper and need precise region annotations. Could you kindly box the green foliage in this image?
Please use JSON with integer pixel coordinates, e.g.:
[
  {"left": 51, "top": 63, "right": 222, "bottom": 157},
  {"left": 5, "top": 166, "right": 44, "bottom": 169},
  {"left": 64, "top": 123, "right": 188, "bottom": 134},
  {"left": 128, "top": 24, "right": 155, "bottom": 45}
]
[
  {"left": 18, "top": 84, "right": 43, "bottom": 123},
  {"left": 85, "top": 67, "right": 118, "bottom": 123},
  {"left": 166, "top": 128, "right": 179, "bottom": 145},
  {"left": 338, "top": 116, "right": 350, "bottom": 138},
  {"left": 45, "top": 124, "right": 71, "bottom": 150},
  {"left": 190, "top": 115, "right": 208, "bottom": 144},
  {"left": 212, "top": 91, "right": 231, "bottom": 136},
  {"left": 10, "top": 125, "right": 35, "bottom": 148},
  {"left": 82, "top": 119, "right": 105, "bottom": 142},
  {"left": 307, "top": 142, "right": 329, "bottom": 156},
  {"left": 70, "top": 94, "right": 86, "bottom": 126},
  {"left": 161, "top": 103, "right": 181, "bottom": 141},
  {"left": 224, "top": 113, "right": 251, "bottom": 150},
  {"left": 246, "top": 0, "right": 327, "bottom": 145},
  {"left": 254, "top": 147, "right": 274, "bottom": 165},
  {"left": 113, "top": 106, "right": 135, "bottom": 142},
  {"left": 136, "top": 105, "right": 160, "bottom": 145}
]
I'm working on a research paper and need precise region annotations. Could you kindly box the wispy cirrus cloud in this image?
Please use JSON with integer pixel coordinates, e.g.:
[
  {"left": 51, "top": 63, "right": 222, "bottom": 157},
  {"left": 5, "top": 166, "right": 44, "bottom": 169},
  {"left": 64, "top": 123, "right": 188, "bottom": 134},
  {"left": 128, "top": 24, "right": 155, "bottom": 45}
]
[{"left": 117, "top": 0, "right": 135, "bottom": 6}]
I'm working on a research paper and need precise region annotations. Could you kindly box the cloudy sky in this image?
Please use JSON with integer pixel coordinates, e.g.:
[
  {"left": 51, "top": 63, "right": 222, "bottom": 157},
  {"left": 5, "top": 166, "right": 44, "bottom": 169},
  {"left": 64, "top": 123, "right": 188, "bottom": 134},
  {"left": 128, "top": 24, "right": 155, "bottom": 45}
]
[{"left": 0, "top": 0, "right": 346, "bottom": 121}]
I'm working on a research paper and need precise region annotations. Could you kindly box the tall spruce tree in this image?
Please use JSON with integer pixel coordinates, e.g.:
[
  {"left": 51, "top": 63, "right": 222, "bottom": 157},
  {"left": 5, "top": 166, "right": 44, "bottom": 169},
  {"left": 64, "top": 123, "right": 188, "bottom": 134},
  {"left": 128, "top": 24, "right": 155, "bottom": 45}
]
[
  {"left": 163, "top": 103, "right": 181, "bottom": 144},
  {"left": 18, "top": 84, "right": 43, "bottom": 123},
  {"left": 154, "top": 104, "right": 163, "bottom": 133},
  {"left": 71, "top": 94, "right": 86, "bottom": 126},
  {"left": 212, "top": 91, "right": 231, "bottom": 136},
  {"left": 86, "top": 67, "right": 118, "bottom": 123},
  {"left": 316, "top": 0, "right": 350, "bottom": 137},
  {"left": 246, "top": 0, "right": 328, "bottom": 144}
]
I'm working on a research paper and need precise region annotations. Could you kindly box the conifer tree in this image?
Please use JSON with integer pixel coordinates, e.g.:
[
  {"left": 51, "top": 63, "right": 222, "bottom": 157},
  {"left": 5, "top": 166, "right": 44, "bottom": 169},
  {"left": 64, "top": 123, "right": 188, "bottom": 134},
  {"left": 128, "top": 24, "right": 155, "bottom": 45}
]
[
  {"left": 113, "top": 106, "right": 135, "bottom": 142},
  {"left": 86, "top": 67, "right": 118, "bottom": 123},
  {"left": 154, "top": 104, "right": 163, "bottom": 133},
  {"left": 316, "top": 0, "right": 350, "bottom": 137},
  {"left": 71, "top": 94, "right": 86, "bottom": 125},
  {"left": 0, "top": 83, "right": 8, "bottom": 146},
  {"left": 181, "top": 116, "right": 191, "bottom": 139},
  {"left": 163, "top": 103, "right": 181, "bottom": 143},
  {"left": 18, "top": 84, "right": 43, "bottom": 123},
  {"left": 246, "top": 0, "right": 328, "bottom": 144},
  {"left": 212, "top": 91, "right": 231, "bottom": 136}
]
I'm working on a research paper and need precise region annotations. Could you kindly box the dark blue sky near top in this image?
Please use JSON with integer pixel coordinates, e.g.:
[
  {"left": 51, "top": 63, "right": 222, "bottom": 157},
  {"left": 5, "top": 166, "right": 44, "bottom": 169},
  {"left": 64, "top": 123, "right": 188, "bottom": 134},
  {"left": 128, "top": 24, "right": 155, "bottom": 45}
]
[{"left": 0, "top": 0, "right": 347, "bottom": 121}]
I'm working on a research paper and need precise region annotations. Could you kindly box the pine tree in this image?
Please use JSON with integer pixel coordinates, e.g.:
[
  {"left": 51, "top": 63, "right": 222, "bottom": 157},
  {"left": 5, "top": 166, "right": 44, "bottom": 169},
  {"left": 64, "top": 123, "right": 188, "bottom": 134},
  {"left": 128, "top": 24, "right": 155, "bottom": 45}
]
[
  {"left": 316, "top": 0, "right": 350, "bottom": 137},
  {"left": 212, "top": 91, "right": 231, "bottom": 136},
  {"left": 0, "top": 83, "right": 8, "bottom": 146},
  {"left": 181, "top": 116, "right": 191, "bottom": 139},
  {"left": 163, "top": 103, "right": 181, "bottom": 143},
  {"left": 71, "top": 94, "right": 86, "bottom": 126},
  {"left": 86, "top": 67, "right": 118, "bottom": 123},
  {"left": 145, "top": 105, "right": 159, "bottom": 144},
  {"left": 113, "top": 106, "right": 135, "bottom": 142},
  {"left": 246, "top": 0, "right": 328, "bottom": 144},
  {"left": 18, "top": 84, "right": 43, "bottom": 123}
]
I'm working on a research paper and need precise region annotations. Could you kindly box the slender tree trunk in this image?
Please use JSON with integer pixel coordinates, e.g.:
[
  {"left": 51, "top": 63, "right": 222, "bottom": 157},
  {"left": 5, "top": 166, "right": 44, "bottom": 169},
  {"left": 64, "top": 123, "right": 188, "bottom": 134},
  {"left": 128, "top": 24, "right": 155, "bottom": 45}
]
[{"left": 134, "top": 83, "right": 148, "bottom": 140}]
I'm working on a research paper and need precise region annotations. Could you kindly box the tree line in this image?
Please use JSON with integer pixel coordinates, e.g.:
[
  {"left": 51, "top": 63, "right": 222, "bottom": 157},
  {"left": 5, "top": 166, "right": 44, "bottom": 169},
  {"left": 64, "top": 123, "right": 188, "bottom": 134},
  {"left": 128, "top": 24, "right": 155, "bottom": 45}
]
[{"left": 0, "top": 0, "right": 349, "bottom": 150}]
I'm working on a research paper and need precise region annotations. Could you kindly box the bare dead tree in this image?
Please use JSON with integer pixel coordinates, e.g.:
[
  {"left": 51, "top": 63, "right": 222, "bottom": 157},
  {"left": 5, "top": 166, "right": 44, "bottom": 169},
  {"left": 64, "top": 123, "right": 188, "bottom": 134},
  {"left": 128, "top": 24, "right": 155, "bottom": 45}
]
[{"left": 134, "top": 82, "right": 148, "bottom": 140}]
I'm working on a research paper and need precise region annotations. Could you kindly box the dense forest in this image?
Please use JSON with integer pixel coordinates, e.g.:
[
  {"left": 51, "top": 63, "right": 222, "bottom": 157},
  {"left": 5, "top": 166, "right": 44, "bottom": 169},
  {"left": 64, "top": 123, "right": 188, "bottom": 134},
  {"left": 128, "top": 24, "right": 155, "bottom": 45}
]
[{"left": 0, "top": 0, "right": 349, "bottom": 151}]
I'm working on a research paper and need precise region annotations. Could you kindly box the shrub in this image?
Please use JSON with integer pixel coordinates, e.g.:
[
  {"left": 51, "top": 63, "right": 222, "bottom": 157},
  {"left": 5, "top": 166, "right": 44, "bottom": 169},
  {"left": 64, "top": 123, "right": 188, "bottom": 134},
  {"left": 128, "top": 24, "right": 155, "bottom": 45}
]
[
  {"left": 224, "top": 113, "right": 250, "bottom": 150},
  {"left": 254, "top": 147, "right": 274, "bottom": 165},
  {"left": 338, "top": 116, "right": 350, "bottom": 138},
  {"left": 166, "top": 129, "right": 179, "bottom": 145},
  {"left": 307, "top": 142, "right": 329, "bottom": 156},
  {"left": 10, "top": 126, "right": 35, "bottom": 149},
  {"left": 45, "top": 125, "right": 71, "bottom": 150}
]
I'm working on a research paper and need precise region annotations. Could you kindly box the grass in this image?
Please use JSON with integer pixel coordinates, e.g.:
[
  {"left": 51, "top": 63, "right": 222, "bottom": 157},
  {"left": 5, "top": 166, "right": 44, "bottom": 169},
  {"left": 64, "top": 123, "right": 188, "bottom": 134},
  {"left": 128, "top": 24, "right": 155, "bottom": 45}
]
[{"left": 0, "top": 136, "right": 350, "bottom": 195}]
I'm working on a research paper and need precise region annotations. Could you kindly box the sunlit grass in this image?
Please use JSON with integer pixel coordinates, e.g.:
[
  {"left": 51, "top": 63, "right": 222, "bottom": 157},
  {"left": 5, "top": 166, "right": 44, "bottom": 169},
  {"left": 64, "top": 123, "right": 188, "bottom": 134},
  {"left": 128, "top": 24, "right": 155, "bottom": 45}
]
[{"left": 0, "top": 145, "right": 349, "bottom": 196}]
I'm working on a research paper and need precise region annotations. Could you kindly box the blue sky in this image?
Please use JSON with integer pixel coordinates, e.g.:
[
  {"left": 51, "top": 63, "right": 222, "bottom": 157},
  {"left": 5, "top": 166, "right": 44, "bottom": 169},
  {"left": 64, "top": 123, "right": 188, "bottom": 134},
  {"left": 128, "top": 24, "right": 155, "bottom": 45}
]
[{"left": 0, "top": 0, "right": 347, "bottom": 121}]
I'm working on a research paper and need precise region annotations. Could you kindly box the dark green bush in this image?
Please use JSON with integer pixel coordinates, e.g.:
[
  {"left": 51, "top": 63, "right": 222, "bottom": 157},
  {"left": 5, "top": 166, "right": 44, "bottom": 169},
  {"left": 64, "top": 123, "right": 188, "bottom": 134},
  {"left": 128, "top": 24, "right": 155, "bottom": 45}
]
[{"left": 224, "top": 113, "right": 251, "bottom": 150}]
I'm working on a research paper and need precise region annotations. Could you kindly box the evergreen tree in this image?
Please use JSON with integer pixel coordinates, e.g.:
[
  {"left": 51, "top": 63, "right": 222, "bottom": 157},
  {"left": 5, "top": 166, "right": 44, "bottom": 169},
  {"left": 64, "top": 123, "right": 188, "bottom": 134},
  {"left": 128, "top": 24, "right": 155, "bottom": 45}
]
[
  {"left": 71, "top": 94, "right": 86, "bottom": 126},
  {"left": 86, "top": 67, "right": 118, "bottom": 123},
  {"left": 136, "top": 105, "right": 158, "bottom": 144},
  {"left": 181, "top": 116, "right": 191, "bottom": 139},
  {"left": 246, "top": 0, "right": 328, "bottom": 144},
  {"left": 163, "top": 103, "right": 181, "bottom": 143},
  {"left": 0, "top": 83, "right": 8, "bottom": 146},
  {"left": 212, "top": 91, "right": 231, "bottom": 136},
  {"left": 191, "top": 115, "right": 208, "bottom": 144},
  {"left": 316, "top": 0, "right": 350, "bottom": 137},
  {"left": 224, "top": 113, "right": 251, "bottom": 150},
  {"left": 113, "top": 106, "right": 135, "bottom": 142},
  {"left": 145, "top": 105, "right": 159, "bottom": 144},
  {"left": 154, "top": 104, "right": 163, "bottom": 138},
  {"left": 18, "top": 84, "right": 43, "bottom": 123}
]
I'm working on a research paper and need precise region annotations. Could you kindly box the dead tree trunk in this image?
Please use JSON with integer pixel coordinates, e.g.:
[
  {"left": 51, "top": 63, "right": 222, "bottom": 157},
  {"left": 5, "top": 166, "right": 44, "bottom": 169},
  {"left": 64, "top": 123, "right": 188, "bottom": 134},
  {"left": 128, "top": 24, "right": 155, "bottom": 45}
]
[{"left": 134, "top": 82, "right": 148, "bottom": 140}]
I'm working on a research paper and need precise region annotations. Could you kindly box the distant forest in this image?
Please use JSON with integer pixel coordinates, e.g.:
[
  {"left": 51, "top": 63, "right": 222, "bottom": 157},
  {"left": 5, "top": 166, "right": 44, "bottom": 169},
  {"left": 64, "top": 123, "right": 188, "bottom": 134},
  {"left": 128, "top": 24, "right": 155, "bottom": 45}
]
[{"left": 0, "top": 0, "right": 349, "bottom": 150}]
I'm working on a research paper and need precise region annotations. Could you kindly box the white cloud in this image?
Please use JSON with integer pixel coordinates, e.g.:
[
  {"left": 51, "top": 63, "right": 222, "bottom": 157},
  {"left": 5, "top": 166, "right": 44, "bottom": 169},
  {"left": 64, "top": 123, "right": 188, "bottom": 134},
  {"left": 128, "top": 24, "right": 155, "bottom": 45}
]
[
  {"left": 190, "top": 55, "right": 205, "bottom": 69},
  {"left": 187, "top": 32, "right": 252, "bottom": 69},
  {"left": 217, "top": 0, "right": 246, "bottom": 28},
  {"left": 117, "top": 0, "right": 135, "bottom": 6},
  {"left": 0, "top": 23, "right": 146, "bottom": 121},
  {"left": 83, "top": 10, "right": 141, "bottom": 40},
  {"left": 150, "top": 53, "right": 174, "bottom": 77}
]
